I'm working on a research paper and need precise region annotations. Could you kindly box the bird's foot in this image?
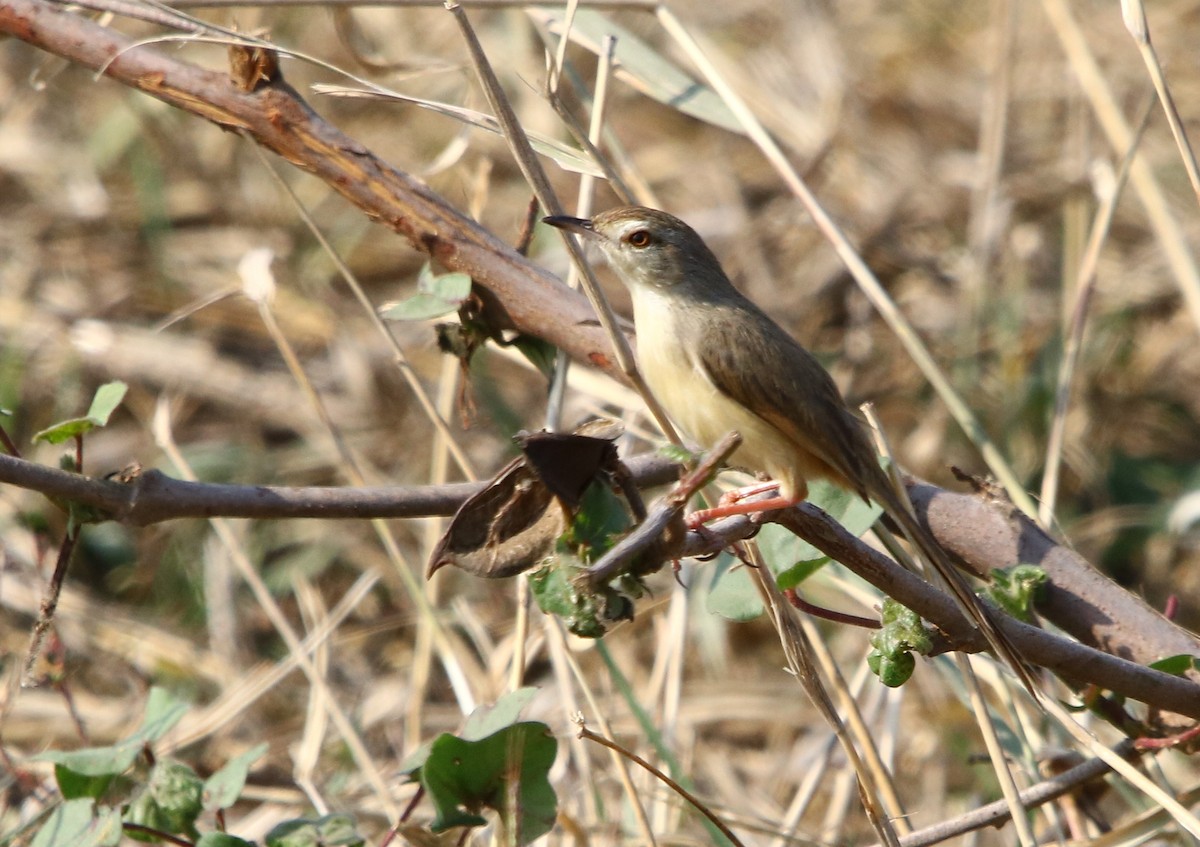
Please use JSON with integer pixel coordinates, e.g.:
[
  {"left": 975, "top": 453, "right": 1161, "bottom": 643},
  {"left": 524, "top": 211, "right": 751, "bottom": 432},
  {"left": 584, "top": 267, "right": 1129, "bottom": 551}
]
[{"left": 685, "top": 482, "right": 798, "bottom": 529}]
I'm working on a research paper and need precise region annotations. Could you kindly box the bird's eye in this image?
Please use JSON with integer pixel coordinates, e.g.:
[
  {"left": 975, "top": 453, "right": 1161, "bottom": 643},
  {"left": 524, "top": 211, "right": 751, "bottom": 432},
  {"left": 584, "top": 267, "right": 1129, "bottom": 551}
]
[{"left": 627, "top": 230, "right": 653, "bottom": 248}]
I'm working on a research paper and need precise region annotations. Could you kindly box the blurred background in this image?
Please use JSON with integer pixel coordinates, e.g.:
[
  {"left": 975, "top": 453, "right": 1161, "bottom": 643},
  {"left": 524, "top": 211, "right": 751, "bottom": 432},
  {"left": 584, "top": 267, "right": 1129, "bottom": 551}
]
[{"left": 2, "top": 0, "right": 1199, "bottom": 843}]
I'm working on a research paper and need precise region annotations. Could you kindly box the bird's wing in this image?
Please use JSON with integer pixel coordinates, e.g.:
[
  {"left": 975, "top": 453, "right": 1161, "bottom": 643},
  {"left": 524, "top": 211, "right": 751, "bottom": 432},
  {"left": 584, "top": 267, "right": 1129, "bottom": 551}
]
[
  {"left": 697, "top": 303, "right": 1041, "bottom": 697},
  {"left": 694, "top": 303, "right": 876, "bottom": 499}
]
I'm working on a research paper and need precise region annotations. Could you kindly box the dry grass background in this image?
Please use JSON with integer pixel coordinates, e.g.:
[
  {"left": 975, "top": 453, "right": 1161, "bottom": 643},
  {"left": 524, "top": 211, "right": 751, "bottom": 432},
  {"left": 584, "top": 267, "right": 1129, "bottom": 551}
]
[{"left": 2, "top": 0, "right": 1200, "bottom": 844}]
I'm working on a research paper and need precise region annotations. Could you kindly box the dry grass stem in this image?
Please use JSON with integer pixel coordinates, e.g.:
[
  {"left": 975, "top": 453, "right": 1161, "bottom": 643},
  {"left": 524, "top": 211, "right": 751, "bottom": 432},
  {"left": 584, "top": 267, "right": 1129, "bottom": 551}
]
[{"left": 3, "top": 0, "right": 1199, "bottom": 844}]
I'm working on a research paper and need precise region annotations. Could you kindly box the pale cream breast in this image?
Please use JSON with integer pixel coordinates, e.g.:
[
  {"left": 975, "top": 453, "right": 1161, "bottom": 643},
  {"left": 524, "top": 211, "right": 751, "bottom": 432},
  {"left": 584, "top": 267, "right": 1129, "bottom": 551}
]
[{"left": 630, "top": 287, "right": 810, "bottom": 500}]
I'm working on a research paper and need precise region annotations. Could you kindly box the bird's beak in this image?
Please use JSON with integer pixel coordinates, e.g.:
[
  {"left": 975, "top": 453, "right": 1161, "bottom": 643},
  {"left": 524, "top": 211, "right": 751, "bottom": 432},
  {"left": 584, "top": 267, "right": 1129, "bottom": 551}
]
[{"left": 543, "top": 215, "right": 597, "bottom": 239}]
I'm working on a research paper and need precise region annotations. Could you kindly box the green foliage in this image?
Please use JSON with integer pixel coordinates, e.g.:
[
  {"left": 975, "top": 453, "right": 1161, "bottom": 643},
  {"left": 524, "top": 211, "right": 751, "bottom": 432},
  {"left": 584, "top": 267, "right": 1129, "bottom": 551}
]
[
  {"left": 125, "top": 759, "right": 204, "bottom": 841},
  {"left": 29, "top": 380, "right": 130, "bottom": 526},
  {"left": 32, "top": 381, "right": 128, "bottom": 445},
  {"left": 867, "top": 599, "right": 933, "bottom": 687},
  {"left": 529, "top": 556, "right": 636, "bottom": 638},
  {"left": 35, "top": 687, "right": 189, "bottom": 780},
  {"left": 560, "top": 480, "right": 630, "bottom": 558},
  {"left": 1148, "top": 654, "right": 1200, "bottom": 675},
  {"left": 264, "top": 814, "right": 364, "bottom": 847},
  {"left": 985, "top": 564, "right": 1048, "bottom": 623},
  {"left": 380, "top": 264, "right": 472, "bottom": 321},
  {"left": 30, "top": 799, "right": 122, "bottom": 847},
  {"left": 28, "top": 688, "right": 271, "bottom": 847},
  {"left": 529, "top": 480, "right": 645, "bottom": 637},
  {"left": 707, "top": 478, "right": 884, "bottom": 620},
  {"left": 421, "top": 725, "right": 557, "bottom": 842},
  {"left": 402, "top": 689, "right": 558, "bottom": 846},
  {"left": 203, "top": 743, "right": 269, "bottom": 811},
  {"left": 702, "top": 552, "right": 761, "bottom": 622},
  {"left": 401, "top": 688, "right": 539, "bottom": 777}
]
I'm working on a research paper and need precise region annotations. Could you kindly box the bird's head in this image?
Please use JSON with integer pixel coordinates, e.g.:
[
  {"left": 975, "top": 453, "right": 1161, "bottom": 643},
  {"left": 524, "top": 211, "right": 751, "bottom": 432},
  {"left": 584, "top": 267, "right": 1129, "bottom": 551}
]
[{"left": 544, "top": 206, "right": 729, "bottom": 297}]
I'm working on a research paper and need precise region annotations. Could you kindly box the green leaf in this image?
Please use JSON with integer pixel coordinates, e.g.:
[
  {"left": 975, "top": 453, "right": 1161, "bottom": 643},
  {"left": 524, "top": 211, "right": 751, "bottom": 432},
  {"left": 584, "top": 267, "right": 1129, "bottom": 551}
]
[
  {"left": 529, "top": 557, "right": 633, "bottom": 639},
  {"left": 124, "top": 786, "right": 169, "bottom": 842},
  {"left": 1149, "top": 654, "right": 1200, "bottom": 676},
  {"left": 33, "top": 381, "right": 127, "bottom": 444},
  {"left": 125, "top": 759, "right": 204, "bottom": 840},
  {"left": 867, "top": 599, "right": 933, "bottom": 687},
  {"left": 197, "top": 834, "right": 258, "bottom": 847},
  {"left": 150, "top": 759, "right": 204, "bottom": 835},
  {"left": 86, "top": 382, "right": 128, "bottom": 426},
  {"left": 420, "top": 723, "right": 557, "bottom": 845},
  {"left": 985, "top": 564, "right": 1048, "bottom": 623},
  {"left": 506, "top": 334, "right": 558, "bottom": 380},
  {"left": 136, "top": 687, "right": 191, "bottom": 743},
  {"left": 54, "top": 765, "right": 113, "bottom": 801},
  {"left": 866, "top": 649, "right": 915, "bottom": 687},
  {"left": 402, "top": 689, "right": 540, "bottom": 778},
  {"left": 461, "top": 688, "right": 539, "bottom": 741},
  {"left": 37, "top": 687, "right": 189, "bottom": 777},
  {"left": 203, "top": 742, "right": 268, "bottom": 811},
  {"left": 265, "top": 814, "right": 364, "bottom": 847},
  {"left": 34, "top": 418, "right": 98, "bottom": 445},
  {"left": 380, "top": 265, "right": 472, "bottom": 322},
  {"left": 707, "top": 478, "right": 882, "bottom": 619},
  {"left": 704, "top": 554, "right": 761, "bottom": 622},
  {"left": 562, "top": 480, "right": 631, "bottom": 559},
  {"left": 31, "top": 799, "right": 122, "bottom": 847},
  {"left": 528, "top": 9, "right": 741, "bottom": 133},
  {"left": 522, "top": 479, "right": 642, "bottom": 637},
  {"left": 40, "top": 748, "right": 140, "bottom": 782}
]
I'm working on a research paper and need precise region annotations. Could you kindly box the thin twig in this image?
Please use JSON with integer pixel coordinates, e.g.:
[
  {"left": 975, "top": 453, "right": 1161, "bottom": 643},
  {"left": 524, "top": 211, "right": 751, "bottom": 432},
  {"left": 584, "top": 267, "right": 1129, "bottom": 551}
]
[
  {"left": 21, "top": 528, "right": 80, "bottom": 687},
  {"left": 0, "top": 451, "right": 679, "bottom": 525},
  {"left": 575, "top": 719, "right": 747, "bottom": 847},
  {"left": 582, "top": 431, "right": 741, "bottom": 584},
  {"left": 868, "top": 742, "right": 1137, "bottom": 847}
]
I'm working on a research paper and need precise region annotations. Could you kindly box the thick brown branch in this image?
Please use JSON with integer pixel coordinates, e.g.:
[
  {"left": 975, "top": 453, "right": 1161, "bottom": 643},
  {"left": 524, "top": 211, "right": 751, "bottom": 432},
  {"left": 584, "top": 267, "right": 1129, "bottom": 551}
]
[
  {"left": 684, "top": 505, "right": 1200, "bottom": 722},
  {"left": 0, "top": 0, "right": 626, "bottom": 383},
  {"left": 910, "top": 481, "right": 1200, "bottom": 679}
]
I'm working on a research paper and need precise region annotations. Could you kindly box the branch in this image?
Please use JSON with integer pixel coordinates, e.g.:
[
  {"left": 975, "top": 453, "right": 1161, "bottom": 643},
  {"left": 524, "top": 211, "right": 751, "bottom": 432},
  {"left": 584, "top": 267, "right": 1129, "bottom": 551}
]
[
  {"left": 4, "top": 0, "right": 1198, "bottom": 725},
  {"left": 0, "top": 452, "right": 680, "bottom": 525},
  {"left": 0, "top": 0, "right": 627, "bottom": 383},
  {"left": 909, "top": 480, "right": 1200, "bottom": 678},
  {"left": 670, "top": 503, "right": 1200, "bottom": 722},
  {"left": 877, "top": 742, "right": 1138, "bottom": 847},
  {"left": 3, "top": 446, "right": 1199, "bottom": 718}
]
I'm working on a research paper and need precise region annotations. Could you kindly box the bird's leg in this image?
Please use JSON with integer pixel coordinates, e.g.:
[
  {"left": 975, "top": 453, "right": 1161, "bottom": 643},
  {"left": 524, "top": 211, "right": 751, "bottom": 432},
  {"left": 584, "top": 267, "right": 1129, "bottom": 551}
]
[{"left": 685, "top": 481, "right": 799, "bottom": 529}]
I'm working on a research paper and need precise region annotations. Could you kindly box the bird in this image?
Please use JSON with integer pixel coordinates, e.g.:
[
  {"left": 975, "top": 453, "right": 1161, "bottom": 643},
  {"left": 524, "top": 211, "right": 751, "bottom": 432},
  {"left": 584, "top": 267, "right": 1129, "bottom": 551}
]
[{"left": 544, "top": 206, "right": 1036, "bottom": 694}]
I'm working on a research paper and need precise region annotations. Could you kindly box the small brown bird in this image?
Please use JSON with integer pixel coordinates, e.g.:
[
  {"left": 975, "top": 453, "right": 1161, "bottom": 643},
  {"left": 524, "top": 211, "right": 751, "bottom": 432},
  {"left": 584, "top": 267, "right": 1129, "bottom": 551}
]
[{"left": 545, "top": 206, "right": 1035, "bottom": 692}]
